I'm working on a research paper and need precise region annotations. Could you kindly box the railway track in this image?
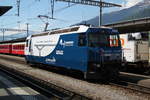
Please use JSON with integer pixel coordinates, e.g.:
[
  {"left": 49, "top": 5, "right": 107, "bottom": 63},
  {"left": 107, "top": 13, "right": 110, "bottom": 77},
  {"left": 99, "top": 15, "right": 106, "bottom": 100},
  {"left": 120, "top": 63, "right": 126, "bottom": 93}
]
[
  {"left": 110, "top": 80, "right": 150, "bottom": 95},
  {"left": 0, "top": 54, "right": 150, "bottom": 100},
  {"left": 0, "top": 63, "right": 89, "bottom": 100},
  {"left": 108, "top": 71, "right": 150, "bottom": 95}
]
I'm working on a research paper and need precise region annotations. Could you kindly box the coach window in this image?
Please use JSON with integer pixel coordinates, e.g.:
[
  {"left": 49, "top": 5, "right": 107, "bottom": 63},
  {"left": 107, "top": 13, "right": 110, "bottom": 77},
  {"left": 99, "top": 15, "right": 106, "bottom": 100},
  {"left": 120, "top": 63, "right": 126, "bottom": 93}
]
[
  {"left": 128, "top": 34, "right": 135, "bottom": 41},
  {"left": 78, "top": 33, "right": 86, "bottom": 46},
  {"left": 21, "top": 45, "right": 23, "bottom": 50}
]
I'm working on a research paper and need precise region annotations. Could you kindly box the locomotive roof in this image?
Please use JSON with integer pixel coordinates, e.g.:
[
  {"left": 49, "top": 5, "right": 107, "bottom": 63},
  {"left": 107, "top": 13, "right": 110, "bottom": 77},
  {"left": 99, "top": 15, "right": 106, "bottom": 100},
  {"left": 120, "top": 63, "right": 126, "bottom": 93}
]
[
  {"left": 0, "top": 6, "right": 12, "bottom": 16},
  {"left": 30, "top": 25, "right": 118, "bottom": 38},
  {"left": 31, "top": 25, "right": 89, "bottom": 37}
]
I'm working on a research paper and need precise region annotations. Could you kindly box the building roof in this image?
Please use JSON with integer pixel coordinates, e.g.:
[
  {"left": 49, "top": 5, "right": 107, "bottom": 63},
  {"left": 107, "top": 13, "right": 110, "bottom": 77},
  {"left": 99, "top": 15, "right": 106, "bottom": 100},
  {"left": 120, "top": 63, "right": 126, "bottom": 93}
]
[
  {"left": 0, "top": 6, "right": 12, "bottom": 16},
  {"left": 104, "top": 17, "right": 150, "bottom": 33},
  {"left": 0, "top": 37, "right": 26, "bottom": 44}
]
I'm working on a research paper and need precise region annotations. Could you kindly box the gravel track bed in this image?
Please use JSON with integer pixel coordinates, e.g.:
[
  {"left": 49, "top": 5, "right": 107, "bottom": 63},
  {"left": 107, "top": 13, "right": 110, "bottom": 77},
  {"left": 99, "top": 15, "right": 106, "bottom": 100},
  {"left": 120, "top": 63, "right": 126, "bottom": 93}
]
[{"left": 0, "top": 55, "right": 150, "bottom": 100}]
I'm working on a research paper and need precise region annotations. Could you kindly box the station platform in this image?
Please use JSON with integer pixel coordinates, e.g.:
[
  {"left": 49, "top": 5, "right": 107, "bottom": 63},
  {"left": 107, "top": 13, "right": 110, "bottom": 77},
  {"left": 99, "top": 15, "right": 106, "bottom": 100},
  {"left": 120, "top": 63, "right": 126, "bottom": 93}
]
[{"left": 0, "top": 70, "right": 49, "bottom": 100}]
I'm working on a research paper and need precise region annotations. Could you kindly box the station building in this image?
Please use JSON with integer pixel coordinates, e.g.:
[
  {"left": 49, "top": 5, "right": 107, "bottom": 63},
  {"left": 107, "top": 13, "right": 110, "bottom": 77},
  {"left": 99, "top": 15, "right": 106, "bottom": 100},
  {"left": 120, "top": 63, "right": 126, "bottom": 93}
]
[{"left": 104, "top": 17, "right": 150, "bottom": 66}]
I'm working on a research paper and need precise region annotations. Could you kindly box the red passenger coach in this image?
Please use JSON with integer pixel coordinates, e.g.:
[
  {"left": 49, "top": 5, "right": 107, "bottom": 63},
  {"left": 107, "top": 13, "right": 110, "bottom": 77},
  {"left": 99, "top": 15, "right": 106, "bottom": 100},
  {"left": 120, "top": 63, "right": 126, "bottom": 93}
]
[
  {"left": 0, "top": 43, "right": 12, "bottom": 54},
  {"left": 0, "top": 38, "right": 26, "bottom": 56},
  {"left": 12, "top": 42, "right": 25, "bottom": 55}
]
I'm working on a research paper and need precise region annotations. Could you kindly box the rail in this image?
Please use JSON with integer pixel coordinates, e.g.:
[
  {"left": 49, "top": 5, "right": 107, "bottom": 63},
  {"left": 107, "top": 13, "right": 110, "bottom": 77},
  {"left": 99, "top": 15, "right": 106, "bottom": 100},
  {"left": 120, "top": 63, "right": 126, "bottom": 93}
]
[
  {"left": 0, "top": 54, "right": 150, "bottom": 99},
  {"left": 110, "top": 79, "right": 150, "bottom": 95},
  {"left": 0, "top": 64, "right": 90, "bottom": 100}
]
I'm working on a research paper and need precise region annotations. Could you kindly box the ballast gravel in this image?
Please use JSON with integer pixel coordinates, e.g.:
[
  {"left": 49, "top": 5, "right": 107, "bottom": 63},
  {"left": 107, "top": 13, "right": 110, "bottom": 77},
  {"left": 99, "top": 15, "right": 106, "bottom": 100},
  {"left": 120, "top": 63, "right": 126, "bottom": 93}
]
[{"left": 0, "top": 54, "right": 150, "bottom": 100}]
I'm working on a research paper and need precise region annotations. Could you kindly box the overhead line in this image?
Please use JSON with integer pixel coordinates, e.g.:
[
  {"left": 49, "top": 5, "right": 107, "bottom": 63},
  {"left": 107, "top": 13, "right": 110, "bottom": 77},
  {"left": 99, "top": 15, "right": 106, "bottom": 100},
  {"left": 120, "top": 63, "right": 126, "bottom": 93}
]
[
  {"left": 55, "top": 0, "right": 121, "bottom": 7},
  {"left": 0, "top": 28, "right": 27, "bottom": 32},
  {"left": 55, "top": 0, "right": 121, "bottom": 26}
]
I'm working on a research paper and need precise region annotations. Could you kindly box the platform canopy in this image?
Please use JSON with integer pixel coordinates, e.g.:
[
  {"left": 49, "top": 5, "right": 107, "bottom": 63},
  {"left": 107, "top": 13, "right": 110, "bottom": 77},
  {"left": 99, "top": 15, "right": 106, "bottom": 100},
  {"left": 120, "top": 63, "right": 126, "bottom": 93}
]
[
  {"left": 0, "top": 6, "right": 12, "bottom": 16},
  {"left": 104, "top": 17, "right": 150, "bottom": 33}
]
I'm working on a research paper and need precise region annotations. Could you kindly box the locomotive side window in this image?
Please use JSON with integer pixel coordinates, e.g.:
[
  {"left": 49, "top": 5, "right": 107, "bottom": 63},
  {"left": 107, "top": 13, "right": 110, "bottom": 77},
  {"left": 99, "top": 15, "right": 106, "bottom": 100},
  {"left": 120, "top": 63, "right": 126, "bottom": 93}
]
[
  {"left": 29, "top": 40, "right": 32, "bottom": 52},
  {"left": 109, "top": 35, "right": 120, "bottom": 47},
  {"left": 26, "top": 40, "right": 29, "bottom": 47},
  {"left": 78, "top": 33, "right": 86, "bottom": 46}
]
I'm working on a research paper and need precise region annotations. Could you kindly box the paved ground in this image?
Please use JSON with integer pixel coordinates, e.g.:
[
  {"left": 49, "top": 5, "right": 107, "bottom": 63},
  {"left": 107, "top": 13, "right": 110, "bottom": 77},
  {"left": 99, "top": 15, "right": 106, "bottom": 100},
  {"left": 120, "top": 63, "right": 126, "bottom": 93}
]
[{"left": 0, "top": 70, "right": 49, "bottom": 100}]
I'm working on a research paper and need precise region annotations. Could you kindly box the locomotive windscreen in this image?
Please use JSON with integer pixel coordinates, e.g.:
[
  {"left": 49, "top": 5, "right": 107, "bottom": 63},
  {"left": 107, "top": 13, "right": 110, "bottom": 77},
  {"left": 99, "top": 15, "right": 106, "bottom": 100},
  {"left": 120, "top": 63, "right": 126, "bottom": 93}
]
[{"left": 88, "top": 32, "right": 120, "bottom": 47}]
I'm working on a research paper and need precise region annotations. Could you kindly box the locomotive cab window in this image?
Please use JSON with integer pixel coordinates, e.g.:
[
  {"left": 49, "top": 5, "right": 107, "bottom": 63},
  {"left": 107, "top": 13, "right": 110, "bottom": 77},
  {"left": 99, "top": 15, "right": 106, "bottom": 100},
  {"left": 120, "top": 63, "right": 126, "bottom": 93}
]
[
  {"left": 109, "top": 35, "right": 120, "bottom": 47},
  {"left": 78, "top": 33, "right": 86, "bottom": 46},
  {"left": 88, "top": 30, "right": 120, "bottom": 47}
]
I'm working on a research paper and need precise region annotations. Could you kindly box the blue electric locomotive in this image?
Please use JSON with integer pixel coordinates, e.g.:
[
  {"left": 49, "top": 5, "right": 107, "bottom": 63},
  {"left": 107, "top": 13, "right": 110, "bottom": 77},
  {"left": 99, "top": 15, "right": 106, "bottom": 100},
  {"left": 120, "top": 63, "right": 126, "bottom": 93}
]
[{"left": 25, "top": 25, "right": 122, "bottom": 79}]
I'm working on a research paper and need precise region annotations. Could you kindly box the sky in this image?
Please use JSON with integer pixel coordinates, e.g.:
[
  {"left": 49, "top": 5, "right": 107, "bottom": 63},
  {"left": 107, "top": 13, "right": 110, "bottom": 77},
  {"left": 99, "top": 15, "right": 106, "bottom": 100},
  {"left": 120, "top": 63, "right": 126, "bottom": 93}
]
[{"left": 0, "top": 0, "right": 142, "bottom": 36}]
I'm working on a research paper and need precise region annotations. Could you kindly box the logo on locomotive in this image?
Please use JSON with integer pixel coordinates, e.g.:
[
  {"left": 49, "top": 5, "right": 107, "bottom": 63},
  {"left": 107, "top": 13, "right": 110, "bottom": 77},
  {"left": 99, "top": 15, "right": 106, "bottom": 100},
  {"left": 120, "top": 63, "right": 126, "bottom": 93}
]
[{"left": 59, "top": 39, "right": 74, "bottom": 47}]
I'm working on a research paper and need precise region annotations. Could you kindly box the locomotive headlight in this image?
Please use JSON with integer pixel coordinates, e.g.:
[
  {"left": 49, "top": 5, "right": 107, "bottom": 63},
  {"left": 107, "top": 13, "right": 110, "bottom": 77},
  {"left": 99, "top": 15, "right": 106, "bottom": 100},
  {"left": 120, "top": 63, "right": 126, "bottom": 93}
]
[
  {"left": 94, "top": 64, "right": 101, "bottom": 68},
  {"left": 96, "top": 64, "right": 101, "bottom": 68}
]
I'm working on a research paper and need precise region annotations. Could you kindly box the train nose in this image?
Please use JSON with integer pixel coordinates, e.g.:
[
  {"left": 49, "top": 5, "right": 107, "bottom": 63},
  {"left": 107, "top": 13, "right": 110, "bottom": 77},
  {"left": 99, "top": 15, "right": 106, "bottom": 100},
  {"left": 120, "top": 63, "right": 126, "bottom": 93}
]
[{"left": 103, "top": 53, "right": 121, "bottom": 61}]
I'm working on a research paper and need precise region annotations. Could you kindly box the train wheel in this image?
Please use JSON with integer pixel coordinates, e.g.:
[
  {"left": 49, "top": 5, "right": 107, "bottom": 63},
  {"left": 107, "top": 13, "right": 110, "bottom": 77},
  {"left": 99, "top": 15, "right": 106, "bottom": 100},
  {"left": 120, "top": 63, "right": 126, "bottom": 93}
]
[
  {"left": 84, "top": 72, "right": 87, "bottom": 79},
  {"left": 26, "top": 60, "right": 36, "bottom": 67}
]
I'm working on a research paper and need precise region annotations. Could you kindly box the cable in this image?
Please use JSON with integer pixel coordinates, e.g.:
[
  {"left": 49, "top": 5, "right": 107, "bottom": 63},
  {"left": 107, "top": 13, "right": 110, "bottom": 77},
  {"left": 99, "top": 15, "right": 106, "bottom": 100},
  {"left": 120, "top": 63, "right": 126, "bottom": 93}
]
[{"left": 55, "top": 3, "right": 76, "bottom": 13}]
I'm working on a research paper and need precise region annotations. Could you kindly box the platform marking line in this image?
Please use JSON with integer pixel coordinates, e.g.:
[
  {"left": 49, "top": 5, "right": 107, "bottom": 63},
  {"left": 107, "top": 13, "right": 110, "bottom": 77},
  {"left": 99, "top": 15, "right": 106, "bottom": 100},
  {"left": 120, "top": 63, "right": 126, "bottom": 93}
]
[
  {"left": 0, "top": 74, "right": 39, "bottom": 100},
  {"left": 0, "top": 88, "right": 9, "bottom": 96}
]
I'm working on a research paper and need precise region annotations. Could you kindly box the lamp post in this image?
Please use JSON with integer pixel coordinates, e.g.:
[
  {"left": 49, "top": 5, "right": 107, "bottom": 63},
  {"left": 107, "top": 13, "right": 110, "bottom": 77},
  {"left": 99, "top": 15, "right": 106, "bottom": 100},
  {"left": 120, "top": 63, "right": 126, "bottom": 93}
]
[
  {"left": 2, "top": 29, "right": 5, "bottom": 41},
  {"left": 99, "top": 0, "right": 102, "bottom": 26}
]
